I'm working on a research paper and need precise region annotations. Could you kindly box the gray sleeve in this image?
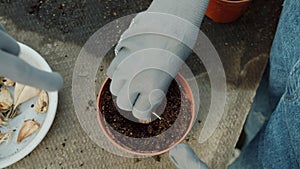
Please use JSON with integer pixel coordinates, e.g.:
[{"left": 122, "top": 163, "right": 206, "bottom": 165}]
[
  {"left": 0, "top": 50, "right": 64, "bottom": 91},
  {"left": 117, "top": 0, "right": 210, "bottom": 51},
  {"left": 0, "top": 23, "right": 63, "bottom": 91},
  {"left": 108, "top": 0, "right": 209, "bottom": 77},
  {"left": 147, "top": 0, "right": 209, "bottom": 27},
  {"left": 0, "top": 27, "right": 20, "bottom": 56}
]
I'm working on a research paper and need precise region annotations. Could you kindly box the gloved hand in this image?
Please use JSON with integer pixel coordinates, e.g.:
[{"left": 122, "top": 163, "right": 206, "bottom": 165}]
[
  {"left": 107, "top": 0, "right": 209, "bottom": 121},
  {"left": 0, "top": 23, "right": 63, "bottom": 91},
  {"left": 169, "top": 144, "right": 210, "bottom": 169}
]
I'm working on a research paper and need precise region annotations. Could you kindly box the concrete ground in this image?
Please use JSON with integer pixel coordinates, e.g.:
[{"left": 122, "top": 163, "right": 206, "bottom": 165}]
[{"left": 0, "top": 0, "right": 283, "bottom": 168}]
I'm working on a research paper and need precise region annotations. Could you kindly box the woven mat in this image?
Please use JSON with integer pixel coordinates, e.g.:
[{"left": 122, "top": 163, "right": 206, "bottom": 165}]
[{"left": 0, "top": 0, "right": 282, "bottom": 168}]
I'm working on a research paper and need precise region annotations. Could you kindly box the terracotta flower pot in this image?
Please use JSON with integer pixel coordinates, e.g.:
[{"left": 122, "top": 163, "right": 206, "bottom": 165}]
[
  {"left": 205, "top": 0, "right": 252, "bottom": 23},
  {"left": 97, "top": 74, "right": 195, "bottom": 156}
]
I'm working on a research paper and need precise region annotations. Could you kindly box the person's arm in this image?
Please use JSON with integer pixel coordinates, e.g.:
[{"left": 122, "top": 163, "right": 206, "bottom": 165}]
[
  {"left": 108, "top": 1, "right": 210, "bottom": 168},
  {"left": 170, "top": 144, "right": 210, "bottom": 169},
  {"left": 107, "top": 0, "right": 209, "bottom": 121},
  {"left": 0, "top": 23, "right": 63, "bottom": 91},
  {"left": 147, "top": 0, "right": 208, "bottom": 26}
]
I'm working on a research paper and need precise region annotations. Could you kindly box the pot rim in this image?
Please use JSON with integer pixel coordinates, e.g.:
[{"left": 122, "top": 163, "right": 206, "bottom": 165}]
[{"left": 96, "top": 73, "right": 195, "bottom": 156}]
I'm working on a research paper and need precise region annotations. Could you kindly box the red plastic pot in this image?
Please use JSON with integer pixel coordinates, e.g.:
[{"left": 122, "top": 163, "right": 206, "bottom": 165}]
[{"left": 205, "top": 0, "right": 252, "bottom": 23}]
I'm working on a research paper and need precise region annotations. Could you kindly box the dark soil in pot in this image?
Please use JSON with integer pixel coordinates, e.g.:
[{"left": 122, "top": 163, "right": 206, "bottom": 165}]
[{"left": 99, "top": 78, "right": 192, "bottom": 152}]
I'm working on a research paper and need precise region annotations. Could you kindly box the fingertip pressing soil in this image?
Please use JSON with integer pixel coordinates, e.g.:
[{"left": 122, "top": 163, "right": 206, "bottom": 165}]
[{"left": 99, "top": 78, "right": 192, "bottom": 152}]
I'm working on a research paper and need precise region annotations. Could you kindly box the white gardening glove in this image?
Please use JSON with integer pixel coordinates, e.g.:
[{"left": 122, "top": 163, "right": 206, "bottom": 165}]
[{"left": 107, "top": 0, "right": 209, "bottom": 121}]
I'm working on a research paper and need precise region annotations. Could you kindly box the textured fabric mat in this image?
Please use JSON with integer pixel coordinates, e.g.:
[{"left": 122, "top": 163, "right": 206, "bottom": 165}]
[{"left": 0, "top": 0, "right": 282, "bottom": 168}]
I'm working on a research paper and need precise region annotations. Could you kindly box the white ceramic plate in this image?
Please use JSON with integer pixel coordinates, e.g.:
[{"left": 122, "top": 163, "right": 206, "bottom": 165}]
[{"left": 0, "top": 43, "right": 58, "bottom": 168}]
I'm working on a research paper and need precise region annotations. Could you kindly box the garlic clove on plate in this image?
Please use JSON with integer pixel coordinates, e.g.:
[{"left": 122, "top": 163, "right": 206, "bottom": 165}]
[
  {"left": 0, "top": 86, "right": 13, "bottom": 112},
  {"left": 0, "top": 77, "right": 15, "bottom": 86},
  {"left": 34, "top": 90, "right": 49, "bottom": 113},
  {"left": 14, "top": 83, "right": 41, "bottom": 109},
  {"left": 0, "top": 132, "right": 13, "bottom": 144},
  {"left": 17, "top": 119, "right": 40, "bottom": 143}
]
